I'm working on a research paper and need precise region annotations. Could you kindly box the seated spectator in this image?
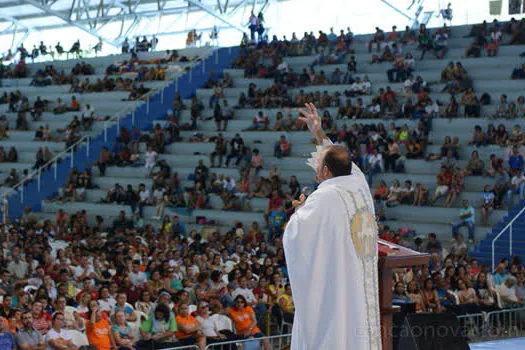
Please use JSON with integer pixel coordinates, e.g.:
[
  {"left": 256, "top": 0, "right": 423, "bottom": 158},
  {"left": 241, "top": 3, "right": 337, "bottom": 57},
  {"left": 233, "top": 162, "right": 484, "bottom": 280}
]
[
  {"left": 277, "top": 283, "right": 295, "bottom": 324},
  {"left": 509, "top": 145, "right": 524, "bottom": 172},
  {"left": 486, "top": 37, "right": 499, "bottom": 57},
  {"left": 406, "top": 139, "right": 423, "bottom": 159},
  {"left": 465, "top": 150, "right": 484, "bottom": 176},
  {"left": 413, "top": 183, "right": 429, "bottom": 206},
  {"left": 443, "top": 95, "right": 459, "bottom": 118},
  {"left": 85, "top": 300, "right": 114, "bottom": 350},
  {"left": 444, "top": 168, "right": 464, "bottom": 207},
  {"left": 460, "top": 89, "right": 480, "bottom": 117},
  {"left": 367, "top": 27, "right": 385, "bottom": 52},
  {"left": 46, "top": 312, "right": 79, "bottom": 350},
  {"left": 493, "top": 167, "right": 510, "bottom": 208},
  {"left": 450, "top": 234, "right": 468, "bottom": 257},
  {"left": 4, "top": 168, "right": 19, "bottom": 187},
  {"left": 465, "top": 33, "right": 487, "bottom": 58},
  {"left": 366, "top": 148, "right": 383, "bottom": 185},
  {"left": 385, "top": 179, "right": 403, "bottom": 206},
  {"left": 496, "top": 277, "right": 523, "bottom": 308},
  {"left": 226, "top": 134, "right": 244, "bottom": 167},
  {"left": 511, "top": 63, "right": 525, "bottom": 79},
  {"left": 456, "top": 279, "right": 481, "bottom": 313},
  {"left": 175, "top": 302, "right": 206, "bottom": 349},
  {"left": 495, "top": 94, "right": 510, "bottom": 118},
  {"left": 431, "top": 166, "right": 451, "bottom": 204},
  {"left": 406, "top": 281, "right": 426, "bottom": 313},
  {"left": 507, "top": 169, "right": 525, "bottom": 206},
  {"left": 451, "top": 200, "right": 475, "bottom": 243},
  {"left": 421, "top": 278, "right": 441, "bottom": 313},
  {"left": 138, "top": 303, "right": 178, "bottom": 348},
  {"left": 15, "top": 310, "right": 46, "bottom": 348},
  {"left": 228, "top": 296, "right": 270, "bottom": 350},
  {"left": 248, "top": 111, "right": 269, "bottom": 130},
  {"left": 31, "top": 301, "right": 51, "bottom": 335},
  {"left": 274, "top": 135, "right": 291, "bottom": 158}
]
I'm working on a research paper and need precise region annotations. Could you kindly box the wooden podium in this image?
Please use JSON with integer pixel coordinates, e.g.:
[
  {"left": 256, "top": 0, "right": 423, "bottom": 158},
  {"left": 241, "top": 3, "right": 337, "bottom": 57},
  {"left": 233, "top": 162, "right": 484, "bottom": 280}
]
[{"left": 378, "top": 240, "right": 430, "bottom": 350}]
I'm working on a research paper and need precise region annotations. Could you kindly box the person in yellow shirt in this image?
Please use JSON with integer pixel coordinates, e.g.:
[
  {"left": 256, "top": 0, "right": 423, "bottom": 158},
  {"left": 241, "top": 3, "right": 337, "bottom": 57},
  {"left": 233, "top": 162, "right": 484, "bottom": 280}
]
[
  {"left": 277, "top": 284, "right": 295, "bottom": 323},
  {"left": 267, "top": 272, "right": 285, "bottom": 304}
]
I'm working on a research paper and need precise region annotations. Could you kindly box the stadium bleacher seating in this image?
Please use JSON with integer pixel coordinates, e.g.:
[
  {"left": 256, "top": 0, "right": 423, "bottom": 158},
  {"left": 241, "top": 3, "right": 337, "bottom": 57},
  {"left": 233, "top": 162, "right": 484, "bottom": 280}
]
[{"left": 12, "top": 24, "right": 522, "bottom": 264}]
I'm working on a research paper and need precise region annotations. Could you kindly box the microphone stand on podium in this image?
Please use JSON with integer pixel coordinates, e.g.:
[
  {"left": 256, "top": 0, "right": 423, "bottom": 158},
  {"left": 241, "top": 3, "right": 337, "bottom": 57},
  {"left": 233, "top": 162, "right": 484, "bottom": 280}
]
[{"left": 378, "top": 240, "right": 430, "bottom": 350}]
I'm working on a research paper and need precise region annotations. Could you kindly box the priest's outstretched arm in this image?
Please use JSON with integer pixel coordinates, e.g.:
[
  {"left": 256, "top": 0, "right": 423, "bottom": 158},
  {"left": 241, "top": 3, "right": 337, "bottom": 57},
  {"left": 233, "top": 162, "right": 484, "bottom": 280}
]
[
  {"left": 298, "top": 103, "right": 329, "bottom": 144},
  {"left": 299, "top": 103, "right": 364, "bottom": 177}
]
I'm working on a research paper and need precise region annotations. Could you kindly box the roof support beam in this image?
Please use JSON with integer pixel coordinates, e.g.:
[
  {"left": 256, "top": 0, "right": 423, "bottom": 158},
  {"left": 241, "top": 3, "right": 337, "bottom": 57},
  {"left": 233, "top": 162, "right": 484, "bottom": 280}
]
[
  {"left": 20, "top": 0, "right": 120, "bottom": 47},
  {"left": 186, "top": 0, "right": 244, "bottom": 33}
]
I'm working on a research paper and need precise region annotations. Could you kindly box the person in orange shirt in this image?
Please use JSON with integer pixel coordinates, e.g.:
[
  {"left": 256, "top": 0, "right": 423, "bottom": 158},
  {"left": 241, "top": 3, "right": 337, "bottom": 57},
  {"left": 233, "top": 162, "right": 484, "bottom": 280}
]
[
  {"left": 86, "top": 300, "right": 115, "bottom": 350},
  {"left": 175, "top": 303, "right": 206, "bottom": 350},
  {"left": 69, "top": 96, "right": 80, "bottom": 111},
  {"left": 228, "top": 296, "right": 270, "bottom": 350}
]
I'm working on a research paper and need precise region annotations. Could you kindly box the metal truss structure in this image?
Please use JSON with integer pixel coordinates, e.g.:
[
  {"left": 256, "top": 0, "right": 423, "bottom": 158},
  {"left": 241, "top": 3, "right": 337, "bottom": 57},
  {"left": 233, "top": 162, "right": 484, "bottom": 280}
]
[{"left": 0, "top": 0, "right": 276, "bottom": 50}]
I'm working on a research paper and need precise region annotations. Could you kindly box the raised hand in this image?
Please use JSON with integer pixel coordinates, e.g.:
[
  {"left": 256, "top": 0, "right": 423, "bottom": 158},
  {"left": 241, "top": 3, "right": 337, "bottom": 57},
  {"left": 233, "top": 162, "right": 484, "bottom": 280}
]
[{"left": 298, "top": 102, "right": 322, "bottom": 136}]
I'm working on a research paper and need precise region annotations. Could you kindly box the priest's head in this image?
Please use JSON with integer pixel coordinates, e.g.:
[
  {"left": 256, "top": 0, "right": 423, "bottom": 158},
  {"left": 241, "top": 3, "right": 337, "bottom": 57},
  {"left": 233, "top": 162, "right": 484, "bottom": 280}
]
[{"left": 316, "top": 145, "right": 352, "bottom": 183}]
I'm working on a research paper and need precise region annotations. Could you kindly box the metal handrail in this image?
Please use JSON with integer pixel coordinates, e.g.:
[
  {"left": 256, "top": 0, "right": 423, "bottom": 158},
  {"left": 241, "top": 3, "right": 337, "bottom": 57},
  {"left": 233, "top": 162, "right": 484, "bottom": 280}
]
[
  {"left": 0, "top": 84, "right": 163, "bottom": 204},
  {"left": 204, "top": 333, "right": 292, "bottom": 349},
  {"left": 0, "top": 49, "right": 213, "bottom": 217},
  {"left": 491, "top": 205, "right": 525, "bottom": 271},
  {"left": 0, "top": 134, "right": 91, "bottom": 202}
]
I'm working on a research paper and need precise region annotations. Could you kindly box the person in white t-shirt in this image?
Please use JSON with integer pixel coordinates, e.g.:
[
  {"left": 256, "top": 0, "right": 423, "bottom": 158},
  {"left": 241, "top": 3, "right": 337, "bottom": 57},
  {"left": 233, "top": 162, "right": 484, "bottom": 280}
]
[
  {"left": 97, "top": 286, "right": 116, "bottom": 313},
  {"left": 360, "top": 76, "right": 372, "bottom": 95},
  {"left": 195, "top": 301, "right": 227, "bottom": 341},
  {"left": 403, "top": 75, "right": 414, "bottom": 94},
  {"left": 497, "top": 276, "right": 522, "bottom": 307},
  {"left": 277, "top": 60, "right": 289, "bottom": 75},
  {"left": 129, "top": 261, "right": 148, "bottom": 287},
  {"left": 425, "top": 99, "right": 440, "bottom": 118},
  {"left": 144, "top": 146, "right": 157, "bottom": 170},
  {"left": 136, "top": 183, "right": 149, "bottom": 216},
  {"left": 367, "top": 148, "right": 383, "bottom": 185},
  {"left": 232, "top": 276, "right": 257, "bottom": 305},
  {"left": 73, "top": 256, "right": 95, "bottom": 283},
  {"left": 46, "top": 312, "right": 79, "bottom": 350},
  {"left": 507, "top": 169, "right": 525, "bottom": 205}
]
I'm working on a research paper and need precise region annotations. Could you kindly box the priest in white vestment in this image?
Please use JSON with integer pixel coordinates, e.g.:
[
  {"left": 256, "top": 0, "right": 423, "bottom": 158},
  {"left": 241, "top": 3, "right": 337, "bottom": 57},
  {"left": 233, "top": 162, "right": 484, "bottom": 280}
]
[{"left": 283, "top": 103, "right": 381, "bottom": 350}]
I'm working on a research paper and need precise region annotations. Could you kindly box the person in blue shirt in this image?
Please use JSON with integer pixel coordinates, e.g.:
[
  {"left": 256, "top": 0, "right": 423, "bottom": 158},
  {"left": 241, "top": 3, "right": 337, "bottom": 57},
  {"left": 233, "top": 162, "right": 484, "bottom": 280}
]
[
  {"left": 0, "top": 316, "right": 16, "bottom": 350},
  {"left": 492, "top": 263, "right": 508, "bottom": 286},
  {"left": 509, "top": 146, "right": 524, "bottom": 171},
  {"left": 268, "top": 206, "right": 287, "bottom": 241},
  {"left": 451, "top": 200, "right": 475, "bottom": 243},
  {"left": 171, "top": 215, "right": 186, "bottom": 236}
]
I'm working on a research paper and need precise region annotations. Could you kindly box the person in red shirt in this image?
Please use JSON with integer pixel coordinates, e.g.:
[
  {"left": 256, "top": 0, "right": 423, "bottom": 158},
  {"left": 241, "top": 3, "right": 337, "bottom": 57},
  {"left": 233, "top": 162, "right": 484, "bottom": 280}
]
[
  {"left": 31, "top": 301, "right": 51, "bottom": 335},
  {"left": 69, "top": 96, "right": 80, "bottom": 111},
  {"left": 76, "top": 278, "right": 99, "bottom": 302},
  {"left": 431, "top": 166, "right": 452, "bottom": 204},
  {"left": 274, "top": 135, "right": 291, "bottom": 158}
]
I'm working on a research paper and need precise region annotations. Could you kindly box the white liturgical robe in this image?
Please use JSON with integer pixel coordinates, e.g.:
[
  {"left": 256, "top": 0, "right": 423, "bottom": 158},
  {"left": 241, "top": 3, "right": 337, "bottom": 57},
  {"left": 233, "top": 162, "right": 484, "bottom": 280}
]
[{"left": 283, "top": 140, "right": 381, "bottom": 350}]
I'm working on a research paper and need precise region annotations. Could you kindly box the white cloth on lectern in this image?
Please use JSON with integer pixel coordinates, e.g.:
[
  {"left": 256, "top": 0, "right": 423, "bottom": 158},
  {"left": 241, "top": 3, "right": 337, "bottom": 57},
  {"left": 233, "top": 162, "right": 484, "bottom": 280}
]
[{"left": 283, "top": 139, "right": 381, "bottom": 350}]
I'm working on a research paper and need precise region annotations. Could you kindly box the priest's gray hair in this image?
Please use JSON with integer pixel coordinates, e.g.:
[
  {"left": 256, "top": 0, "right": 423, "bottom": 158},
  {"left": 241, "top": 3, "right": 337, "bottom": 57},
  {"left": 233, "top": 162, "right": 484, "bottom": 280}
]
[{"left": 322, "top": 145, "right": 352, "bottom": 177}]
